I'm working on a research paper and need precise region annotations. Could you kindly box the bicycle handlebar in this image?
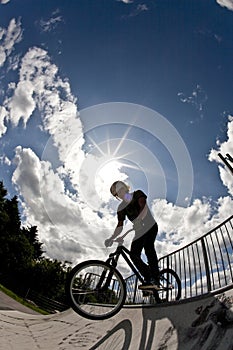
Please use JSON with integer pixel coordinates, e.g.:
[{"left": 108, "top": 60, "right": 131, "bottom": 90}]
[{"left": 105, "top": 228, "right": 134, "bottom": 248}]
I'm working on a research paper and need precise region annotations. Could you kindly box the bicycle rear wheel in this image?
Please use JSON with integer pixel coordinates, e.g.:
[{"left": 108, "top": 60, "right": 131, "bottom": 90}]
[
  {"left": 158, "top": 268, "right": 181, "bottom": 302},
  {"left": 66, "top": 260, "right": 126, "bottom": 320}
]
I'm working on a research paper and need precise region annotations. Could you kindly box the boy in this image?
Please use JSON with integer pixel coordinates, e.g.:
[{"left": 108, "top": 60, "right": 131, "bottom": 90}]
[{"left": 105, "top": 180, "right": 160, "bottom": 290}]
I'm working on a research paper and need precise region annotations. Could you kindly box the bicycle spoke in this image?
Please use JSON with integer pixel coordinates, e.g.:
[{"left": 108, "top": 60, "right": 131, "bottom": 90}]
[
  {"left": 158, "top": 268, "right": 181, "bottom": 302},
  {"left": 66, "top": 260, "right": 126, "bottom": 320}
]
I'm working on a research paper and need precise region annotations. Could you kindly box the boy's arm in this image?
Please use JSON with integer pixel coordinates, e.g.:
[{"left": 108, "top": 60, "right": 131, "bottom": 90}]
[
  {"left": 105, "top": 221, "right": 124, "bottom": 247},
  {"left": 111, "top": 221, "right": 124, "bottom": 239}
]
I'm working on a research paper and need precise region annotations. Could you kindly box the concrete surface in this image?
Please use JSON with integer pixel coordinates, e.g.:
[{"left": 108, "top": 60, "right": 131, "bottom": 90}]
[
  {"left": 0, "top": 289, "right": 233, "bottom": 349},
  {"left": 0, "top": 291, "right": 39, "bottom": 315}
]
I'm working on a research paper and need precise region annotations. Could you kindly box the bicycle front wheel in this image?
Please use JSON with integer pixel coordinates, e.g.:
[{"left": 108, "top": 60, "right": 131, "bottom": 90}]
[
  {"left": 158, "top": 268, "right": 181, "bottom": 302},
  {"left": 66, "top": 260, "right": 126, "bottom": 320}
]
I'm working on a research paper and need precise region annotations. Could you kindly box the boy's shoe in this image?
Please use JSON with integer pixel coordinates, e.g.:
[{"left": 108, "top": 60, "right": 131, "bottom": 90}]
[
  {"left": 142, "top": 290, "right": 153, "bottom": 297},
  {"left": 138, "top": 278, "right": 160, "bottom": 290}
]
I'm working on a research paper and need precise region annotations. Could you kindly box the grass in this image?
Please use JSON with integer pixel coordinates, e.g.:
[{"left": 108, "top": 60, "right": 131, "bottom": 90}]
[{"left": 0, "top": 284, "right": 48, "bottom": 315}]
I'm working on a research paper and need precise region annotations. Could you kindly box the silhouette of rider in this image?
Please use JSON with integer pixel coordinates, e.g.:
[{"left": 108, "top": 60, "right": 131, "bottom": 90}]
[{"left": 105, "top": 181, "right": 160, "bottom": 290}]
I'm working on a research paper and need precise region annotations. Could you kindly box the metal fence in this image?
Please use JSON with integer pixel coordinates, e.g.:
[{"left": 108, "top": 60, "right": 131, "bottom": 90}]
[
  {"left": 125, "top": 214, "right": 233, "bottom": 304},
  {"left": 25, "top": 289, "right": 69, "bottom": 313}
]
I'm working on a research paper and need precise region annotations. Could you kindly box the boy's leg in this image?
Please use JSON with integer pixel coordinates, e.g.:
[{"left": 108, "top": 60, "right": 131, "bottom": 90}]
[
  {"left": 130, "top": 237, "right": 151, "bottom": 282},
  {"left": 144, "top": 224, "right": 160, "bottom": 283}
]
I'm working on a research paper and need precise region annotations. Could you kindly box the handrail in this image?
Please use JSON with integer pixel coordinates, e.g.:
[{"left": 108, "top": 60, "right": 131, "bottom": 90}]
[
  {"left": 160, "top": 214, "right": 233, "bottom": 256},
  {"left": 158, "top": 214, "right": 233, "bottom": 299},
  {"left": 124, "top": 214, "right": 233, "bottom": 304}
]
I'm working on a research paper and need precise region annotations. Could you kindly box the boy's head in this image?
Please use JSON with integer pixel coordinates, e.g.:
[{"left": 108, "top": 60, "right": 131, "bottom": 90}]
[{"left": 110, "top": 181, "right": 130, "bottom": 200}]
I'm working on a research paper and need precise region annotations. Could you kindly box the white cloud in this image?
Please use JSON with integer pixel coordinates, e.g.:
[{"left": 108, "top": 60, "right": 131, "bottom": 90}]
[
  {"left": 152, "top": 195, "right": 233, "bottom": 257},
  {"left": 152, "top": 198, "right": 211, "bottom": 245},
  {"left": 12, "top": 146, "right": 113, "bottom": 264},
  {"left": 7, "top": 54, "right": 233, "bottom": 264},
  {"left": 7, "top": 53, "right": 21, "bottom": 72},
  {"left": 209, "top": 115, "right": 233, "bottom": 196},
  {"left": 0, "top": 30, "right": 116, "bottom": 263},
  {"left": 152, "top": 113, "right": 233, "bottom": 257},
  {"left": 121, "top": 3, "right": 149, "bottom": 18},
  {"left": 0, "top": 38, "right": 108, "bottom": 263},
  {"left": 216, "top": 0, "right": 233, "bottom": 11},
  {"left": 118, "top": 0, "right": 133, "bottom": 3},
  {"left": 0, "top": 0, "right": 11, "bottom": 4},
  {"left": 0, "top": 18, "right": 23, "bottom": 67},
  {"left": 128, "top": 4, "right": 149, "bottom": 17},
  {"left": 0, "top": 154, "right": 11, "bottom": 166},
  {"left": 1, "top": 18, "right": 232, "bottom": 267},
  {"left": 5, "top": 45, "right": 119, "bottom": 261},
  {"left": 0, "top": 106, "right": 7, "bottom": 136},
  {"left": 178, "top": 85, "right": 208, "bottom": 121},
  {"left": 137, "top": 4, "right": 148, "bottom": 11},
  {"left": 7, "top": 81, "right": 36, "bottom": 126},
  {"left": 3, "top": 46, "right": 84, "bottom": 163},
  {"left": 19, "top": 48, "right": 83, "bottom": 163},
  {"left": 39, "top": 9, "right": 63, "bottom": 33}
]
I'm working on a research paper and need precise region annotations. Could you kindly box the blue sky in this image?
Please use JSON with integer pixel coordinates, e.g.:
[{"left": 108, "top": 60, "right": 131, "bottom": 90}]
[{"left": 0, "top": 0, "right": 232, "bottom": 266}]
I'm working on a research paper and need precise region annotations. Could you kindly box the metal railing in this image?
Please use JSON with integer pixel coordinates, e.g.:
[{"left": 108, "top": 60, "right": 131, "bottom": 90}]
[
  {"left": 125, "top": 215, "right": 233, "bottom": 304},
  {"left": 25, "top": 289, "right": 69, "bottom": 313},
  {"left": 159, "top": 214, "right": 233, "bottom": 300}
]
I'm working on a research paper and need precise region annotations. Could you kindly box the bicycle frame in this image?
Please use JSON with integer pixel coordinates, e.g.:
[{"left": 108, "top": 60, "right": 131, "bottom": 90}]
[
  {"left": 67, "top": 228, "right": 182, "bottom": 321},
  {"left": 100, "top": 244, "right": 145, "bottom": 289},
  {"left": 96, "top": 228, "right": 171, "bottom": 296}
]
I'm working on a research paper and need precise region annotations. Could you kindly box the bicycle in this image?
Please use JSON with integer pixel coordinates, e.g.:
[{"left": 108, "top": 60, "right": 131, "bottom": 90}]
[{"left": 66, "top": 229, "right": 181, "bottom": 320}]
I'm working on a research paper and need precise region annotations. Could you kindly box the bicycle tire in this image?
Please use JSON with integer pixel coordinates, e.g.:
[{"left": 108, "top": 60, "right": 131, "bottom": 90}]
[
  {"left": 66, "top": 260, "right": 126, "bottom": 320},
  {"left": 158, "top": 268, "right": 181, "bottom": 302}
]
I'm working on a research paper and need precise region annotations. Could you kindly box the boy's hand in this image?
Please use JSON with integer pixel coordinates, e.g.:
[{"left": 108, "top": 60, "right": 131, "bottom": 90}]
[
  {"left": 104, "top": 238, "right": 113, "bottom": 247},
  {"left": 115, "top": 236, "right": 124, "bottom": 244}
]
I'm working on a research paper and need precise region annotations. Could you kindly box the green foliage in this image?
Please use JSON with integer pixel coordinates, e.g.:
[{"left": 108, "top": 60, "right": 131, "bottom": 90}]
[
  {"left": 0, "top": 283, "right": 48, "bottom": 315},
  {"left": 21, "top": 226, "right": 44, "bottom": 260},
  {"left": 0, "top": 180, "right": 69, "bottom": 304},
  {"left": 28, "top": 259, "right": 68, "bottom": 300}
]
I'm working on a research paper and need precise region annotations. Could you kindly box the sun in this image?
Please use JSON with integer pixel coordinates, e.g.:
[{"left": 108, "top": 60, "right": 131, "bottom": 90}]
[
  {"left": 95, "top": 159, "right": 128, "bottom": 202},
  {"left": 84, "top": 125, "right": 138, "bottom": 203}
]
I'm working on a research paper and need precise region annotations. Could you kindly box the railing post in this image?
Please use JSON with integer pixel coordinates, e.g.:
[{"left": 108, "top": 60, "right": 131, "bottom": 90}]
[
  {"left": 218, "top": 153, "right": 233, "bottom": 175},
  {"left": 166, "top": 255, "right": 170, "bottom": 269},
  {"left": 201, "top": 238, "right": 211, "bottom": 292},
  {"left": 133, "top": 276, "right": 138, "bottom": 304}
]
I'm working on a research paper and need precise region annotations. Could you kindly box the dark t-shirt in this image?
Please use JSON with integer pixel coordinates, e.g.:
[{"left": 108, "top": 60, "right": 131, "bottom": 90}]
[{"left": 117, "top": 190, "right": 156, "bottom": 234}]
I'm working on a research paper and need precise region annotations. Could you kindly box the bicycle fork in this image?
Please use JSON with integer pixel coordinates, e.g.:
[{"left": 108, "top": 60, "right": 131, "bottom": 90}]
[{"left": 96, "top": 253, "right": 120, "bottom": 291}]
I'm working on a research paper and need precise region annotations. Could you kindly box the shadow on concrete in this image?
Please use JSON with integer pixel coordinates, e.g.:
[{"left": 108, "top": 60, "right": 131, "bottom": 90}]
[
  {"left": 90, "top": 290, "right": 233, "bottom": 350},
  {"left": 89, "top": 319, "right": 132, "bottom": 350},
  {"left": 141, "top": 292, "right": 233, "bottom": 350},
  {"left": 1, "top": 288, "right": 233, "bottom": 349}
]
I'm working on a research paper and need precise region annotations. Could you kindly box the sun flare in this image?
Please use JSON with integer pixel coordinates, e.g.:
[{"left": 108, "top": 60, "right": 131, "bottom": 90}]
[{"left": 95, "top": 159, "right": 128, "bottom": 202}]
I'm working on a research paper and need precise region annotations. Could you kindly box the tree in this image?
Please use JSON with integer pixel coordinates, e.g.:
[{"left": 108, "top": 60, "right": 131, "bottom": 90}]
[
  {"left": 28, "top": 259, "right": 68, "bottom": 300},
  {"left": 0, "top": 182, "right": 36, "bottom": 288},
  {"left": 0, "top": 180, "right": 69, "bottom": 303},
  {"left": 0, "top": 181, "right": 9, "bottom": 236},
  {"left": 21, "top": 226, "right": 44, "bottom": 260},
  {"left": 4, "top": 195, "right": 21, "bottom": 235}
]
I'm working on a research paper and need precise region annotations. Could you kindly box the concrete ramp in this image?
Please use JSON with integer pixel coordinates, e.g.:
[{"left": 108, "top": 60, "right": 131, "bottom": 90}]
[{"left": 0, "top": 289, "right": 233, "bottom": 349}]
